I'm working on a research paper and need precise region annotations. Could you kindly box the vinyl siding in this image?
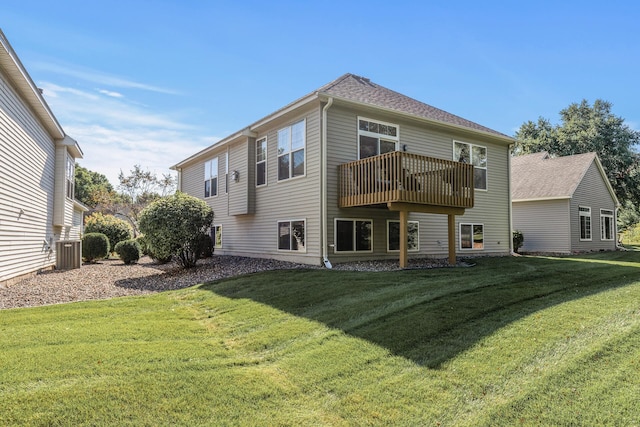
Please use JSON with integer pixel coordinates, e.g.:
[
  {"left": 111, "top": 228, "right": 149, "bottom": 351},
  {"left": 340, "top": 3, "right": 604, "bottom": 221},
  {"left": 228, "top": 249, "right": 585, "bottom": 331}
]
[
  {"left": 512, "top": 199, "right": 571, "bottom": 253},
  {"left": 325, "top": 105, "right": 511, "bottom": 262},
  {"left": 570, "top": 162, "right": 618, "bottom": 251},
  {"left": 0, "top": 68, "right": 57, "bottom": 283},
  {"left": 179, "top": 104, "right": 323, "bottom": 264}
]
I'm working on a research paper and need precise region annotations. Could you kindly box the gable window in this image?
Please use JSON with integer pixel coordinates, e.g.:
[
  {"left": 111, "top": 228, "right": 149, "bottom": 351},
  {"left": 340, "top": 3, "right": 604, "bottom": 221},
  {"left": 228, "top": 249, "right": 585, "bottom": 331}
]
[
  {"left": 278, "top": 119, "right": 305, "bottom": 180},
  {"left": 600, "top": 209, "right": 614, "bottom": 241},
  {"left": 204, "top": 157, "right": 218, "bottom": 198},
  {"left": 460, "top": 223, "right": 484, "bottom": 250},
  {"left": 256, "top": 137, "right": 267, "bottom": 186},
  {"left": 387, "top": 220, "right": 419, "bottom": 252},
  {"left": 335, "top": 219, "right": 373, "bottom": 252},
  {"left": 358, "top": 117, "right": 398, "bottom": 159},
  {"left": 278, "top": 220, "right": 306, "bottom": 251},
  {"left": 579, "top": 206, "right": 592, "bottom": 241},
  {"left": 211, "top": 225, "right": 222, "bottom": 249},
  {"left": 454, "top": 141, "right": 487, "bottom": 190},
  {"left": 65, "top": 156, "right": 75, "bottom": 199}
]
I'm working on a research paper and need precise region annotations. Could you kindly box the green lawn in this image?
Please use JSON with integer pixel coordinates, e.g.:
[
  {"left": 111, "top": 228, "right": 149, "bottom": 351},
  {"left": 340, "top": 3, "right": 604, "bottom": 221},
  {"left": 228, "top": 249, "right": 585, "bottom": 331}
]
[{"left": 1, "top": 252, "right": 640, "bottom": 426}]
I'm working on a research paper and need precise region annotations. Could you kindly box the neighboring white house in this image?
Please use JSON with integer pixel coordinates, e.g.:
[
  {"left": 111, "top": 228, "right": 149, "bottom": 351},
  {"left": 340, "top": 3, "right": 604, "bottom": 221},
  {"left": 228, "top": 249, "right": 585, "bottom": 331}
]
[
  {"left": 0, "top": 29, "right": 86, "bottom": 286},
  {"left": 511, "top": 151, "right": 619, "bottom": 253},
  {"left": 173, "top": 73, "right": 515, "bottom": 268}
]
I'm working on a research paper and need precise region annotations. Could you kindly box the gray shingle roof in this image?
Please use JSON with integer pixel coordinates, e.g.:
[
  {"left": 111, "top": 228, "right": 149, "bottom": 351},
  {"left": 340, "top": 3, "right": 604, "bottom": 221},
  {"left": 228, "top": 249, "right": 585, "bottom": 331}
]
[
  {"left": 511, "top": 151, "right": 598, "bottom": 200},
  {"left": 317, "top": 73, "right": 511, "bottom": 138}
]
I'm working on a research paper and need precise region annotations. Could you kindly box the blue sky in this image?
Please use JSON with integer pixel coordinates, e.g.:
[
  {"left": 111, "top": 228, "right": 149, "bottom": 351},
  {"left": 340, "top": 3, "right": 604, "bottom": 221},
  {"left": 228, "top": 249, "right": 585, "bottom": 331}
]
[{"left": 2, "top": 0, "right": 639, "bottom": 185}]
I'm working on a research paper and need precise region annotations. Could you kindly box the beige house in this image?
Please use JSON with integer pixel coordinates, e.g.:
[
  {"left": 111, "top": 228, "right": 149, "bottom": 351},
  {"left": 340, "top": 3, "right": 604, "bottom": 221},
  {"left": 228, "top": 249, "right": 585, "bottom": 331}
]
[
  {"left": 173, "top": 73, "right": 515, "bottom": 267},
  {"left": 511, "top": 151, "right": 619, "bottom": 253},
  {"left": 0, "top": 29, "right": 86, "bottom": 286}
]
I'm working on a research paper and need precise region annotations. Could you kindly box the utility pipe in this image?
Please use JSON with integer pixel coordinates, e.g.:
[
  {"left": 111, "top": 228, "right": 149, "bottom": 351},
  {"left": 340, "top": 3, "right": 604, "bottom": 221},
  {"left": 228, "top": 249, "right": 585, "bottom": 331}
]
[{"left": 321, "top": 97, "right": 334, "bottom": 268}]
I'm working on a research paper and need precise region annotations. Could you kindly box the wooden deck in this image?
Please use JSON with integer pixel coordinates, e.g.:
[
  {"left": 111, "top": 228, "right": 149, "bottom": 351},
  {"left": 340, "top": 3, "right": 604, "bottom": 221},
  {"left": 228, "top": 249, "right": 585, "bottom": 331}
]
[{"left": 338, "top": 151, "right": 474, "bottom": 209}]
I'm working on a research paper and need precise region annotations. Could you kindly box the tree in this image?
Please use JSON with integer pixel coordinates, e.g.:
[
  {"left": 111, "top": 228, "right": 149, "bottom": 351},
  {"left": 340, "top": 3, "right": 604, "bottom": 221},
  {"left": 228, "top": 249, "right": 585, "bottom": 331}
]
[
  {"left": 514, "top": 99, "right": 640, "bottom": 208},
  {"left": 74, "top": 164, "right": 116, "bottom": 208},
  {"left": 138, "top": 192, "right": 214, "bottom": 268}
]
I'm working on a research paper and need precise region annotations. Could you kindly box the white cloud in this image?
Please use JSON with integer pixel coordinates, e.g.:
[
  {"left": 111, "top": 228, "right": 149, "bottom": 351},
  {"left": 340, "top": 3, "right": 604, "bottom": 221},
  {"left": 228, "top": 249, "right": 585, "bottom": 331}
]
[
  {"left": 39, "top": 81, "right": 216, "bottom": 186},
  {"left": 98, "top": 89, "right": 124, "bottom": 98}
]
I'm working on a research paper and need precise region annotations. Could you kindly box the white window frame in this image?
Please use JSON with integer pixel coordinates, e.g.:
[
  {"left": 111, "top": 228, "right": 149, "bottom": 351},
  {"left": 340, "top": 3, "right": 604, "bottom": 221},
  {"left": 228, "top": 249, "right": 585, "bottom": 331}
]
[
  {"left": 256, "top": 137, "right": 267, "bottom": 187},
  {"left": 204, "top": 157, "right": 218, "bottom": 198},
  {"left": 334, "top": 218, "right": 374, "bottom": 253},
  {"left": 600, "top": 209, "right": 614, "bottom": 241},
  {"left": 225, "top": 151, "right": 229, "bottom": 194},
  {"left": 277, "top": 119, "right": 306, "bottom": 181},
  {"left": 387, "top": 220, "right": 420, "bottom": 252},
  {"left": 579, "top": 206, "right": 592, "bottom": 241},
  {"left": 277, "top": 219, "right": 306, "bottom": 252},
  {"left": 357, "top": 117, "right": 399, "bottom": 159},
  {"left": 459, "top": 223, "right": 484, "bottom": 250},
  {"left": 212, "top": 225, "right": 222, "bottom": 249},
  {"left": 453, "top": 140, "right": 488, "bottom": 191},
  {"left": 65, "top": 156, "right": 75, "bottom": 199}
]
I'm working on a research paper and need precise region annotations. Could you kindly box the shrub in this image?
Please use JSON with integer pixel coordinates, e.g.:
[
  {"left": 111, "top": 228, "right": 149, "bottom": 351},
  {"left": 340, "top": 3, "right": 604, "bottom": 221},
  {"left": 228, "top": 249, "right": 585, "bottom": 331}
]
[
  {"left": 513, "top": 230, "right": 524, "bottom": 253},
  {"left": 85, "top": 213, "right": 133, "bottom": 252},
  {"left": 114, "top": 239, "right": 141, "bottom": 265},
  {"left": 82, "top": 233, "right": 110, "bottom": 263},
  {"left": 136, "top": 235, "right": 172, "bottom": 264},
  {"left": 198, "top": 232, "right": 214, "bottom": 258},
  {"left": 138, "top": 192, "right": 214, "bottom": 268}
]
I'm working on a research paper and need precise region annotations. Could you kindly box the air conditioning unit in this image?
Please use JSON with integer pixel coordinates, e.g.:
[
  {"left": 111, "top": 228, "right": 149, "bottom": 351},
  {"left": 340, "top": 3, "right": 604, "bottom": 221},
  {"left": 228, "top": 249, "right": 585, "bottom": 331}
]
[{"left": 56, "top": 240, "right": 82, "bottom": 270}]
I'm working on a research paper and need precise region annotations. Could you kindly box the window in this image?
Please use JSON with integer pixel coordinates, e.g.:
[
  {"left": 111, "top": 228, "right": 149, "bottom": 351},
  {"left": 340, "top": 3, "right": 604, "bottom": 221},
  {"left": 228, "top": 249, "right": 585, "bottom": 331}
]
[
  {"left": 278, "top": 120, "right": 305, "bottom": 180},
  {"left": 278, "top": 220, "right": 306, "bottom": 251},
  {"left": 579, "top": 206, "right": 592, "bottom": 241},
  {"left": 460, "top": 223, "right": 484, "bottom": 250},
  {"left": 211, "top": 225, "right": 222, "bottom": 249},
  {"left": 600, "top": 209, "right": 614, "bottom": 241},
  {"left": 204, "top": 158, "right": 218, "bottom": 198},
  {"left": 256, "top": 137, "right": 267, "bottom": 186},
  {"left": 387, "top": 220, "right": 419, "bottom": 252},
  {"left": 454, "top": 141, "right": 487, "bottom": 190},
  {"left": 358, "top": 117, "right": 399, "bottom": 159},
  {"left": 335, "top": 219, "right": 373, "bottom": 252},
  {"left": 65, "top": 156, "right": 75, "bottom": 199}
]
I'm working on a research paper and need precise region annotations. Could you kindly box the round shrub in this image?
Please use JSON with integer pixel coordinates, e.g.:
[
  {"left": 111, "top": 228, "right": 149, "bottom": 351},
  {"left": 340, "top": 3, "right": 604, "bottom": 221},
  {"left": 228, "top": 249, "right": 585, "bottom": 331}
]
[
  {"left": 136, "top": 235, "right": 172, "bottom": 264},
  {"left": 82, "top": 233, "right": 110, "bottom": 263},
  {"left": 197, "top": 232, "right": 214, "bottom": 258},
  {"left": 138, "top": 192, "right": 214, "bottom": 268},
  {"left": 114, "top": 239, "right": 141, "bottom": 265},
  {"left": 85, "top": 213, "right": 133, "bottom": 252}
]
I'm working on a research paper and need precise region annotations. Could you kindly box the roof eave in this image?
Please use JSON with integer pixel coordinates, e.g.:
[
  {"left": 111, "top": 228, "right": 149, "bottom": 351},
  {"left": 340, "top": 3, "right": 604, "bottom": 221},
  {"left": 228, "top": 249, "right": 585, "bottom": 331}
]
[
  {"left": 317, "top": 92, "right": 515, "bottom": 145},
  {"left": 0, "top": 29, "right": 65, "bottom": 140}
]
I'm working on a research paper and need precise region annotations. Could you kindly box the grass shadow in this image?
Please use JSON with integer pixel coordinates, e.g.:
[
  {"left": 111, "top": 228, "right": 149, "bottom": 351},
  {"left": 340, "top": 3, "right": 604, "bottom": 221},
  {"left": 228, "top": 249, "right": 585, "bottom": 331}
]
[{"left": 205, "top": 251, "right": 640, "bottom": 368}]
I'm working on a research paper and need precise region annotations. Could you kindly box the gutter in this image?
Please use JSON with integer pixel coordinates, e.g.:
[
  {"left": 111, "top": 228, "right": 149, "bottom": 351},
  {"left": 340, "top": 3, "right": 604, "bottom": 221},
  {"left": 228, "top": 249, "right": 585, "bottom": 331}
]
[{"left": 321, "top": 97, "right": 333, "bottom": 268}]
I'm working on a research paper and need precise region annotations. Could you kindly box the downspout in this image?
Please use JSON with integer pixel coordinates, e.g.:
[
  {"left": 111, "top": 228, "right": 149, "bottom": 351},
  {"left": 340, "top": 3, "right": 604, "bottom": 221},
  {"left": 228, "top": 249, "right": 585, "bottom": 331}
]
[
  {"left": 508, "top": 143, "right": 514, "bottom": 254},
  {"left": 322, "top": 97, "right": 334, "bottom": 268}
]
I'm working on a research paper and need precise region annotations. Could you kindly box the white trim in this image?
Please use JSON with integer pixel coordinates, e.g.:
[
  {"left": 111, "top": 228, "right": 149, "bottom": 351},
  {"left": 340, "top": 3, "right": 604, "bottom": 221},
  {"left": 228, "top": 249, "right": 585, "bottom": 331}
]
[
  {"left": 453, "top": 140, "right": 488, "bottom": 191},
  {"left": 212, "top": 224, "right": 223, "bottom": 249},
  {"left": 334, "top": 218, "right": 374, "bottom": 253},
  {"left": 256, "top": 136, "right": 267, "bottom": 187},
  {"left": 386, "top": 220, "right": 420, "bottom": 253},
  {"left": 512, "top": 196, "right": 572, "bottom": 203},
  {"left": 459, "top": 223, "right": 484, "bottom": 250},
  {"left": 204, "top": 157, "right": 219, "bottom": 198},
  {"left": 579, "top": 206, "right": 592, "bottom": 241},
  {"left": 600, "top": 208, "right": 615, "bottom": 241},
  {"left": 277, "top": 219, "right": 307, "bottom": 253},
  {"left": 277, "top": 118, "right": 306, "bottom": 181}
]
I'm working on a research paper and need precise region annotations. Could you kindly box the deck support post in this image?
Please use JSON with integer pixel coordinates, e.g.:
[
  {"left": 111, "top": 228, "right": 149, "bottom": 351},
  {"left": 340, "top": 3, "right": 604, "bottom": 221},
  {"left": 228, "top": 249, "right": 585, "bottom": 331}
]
[
  {"left": 399, "top": 209, "right": 408, "bottom": 269},
  {"left": 448, "top": 213, "right": 456, "bottom": 266}
]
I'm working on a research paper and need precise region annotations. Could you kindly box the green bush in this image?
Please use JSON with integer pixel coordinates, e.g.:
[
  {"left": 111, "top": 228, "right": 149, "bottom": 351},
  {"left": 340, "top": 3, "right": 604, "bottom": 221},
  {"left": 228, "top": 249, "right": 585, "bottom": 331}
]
[
  {"left": 136, "top": 235, "right": 172, "bottom": 264},
  {"left": 85, "top": 213, "right": 133, "bottom": 251},
  {"left": 82, "top": 233, "right": 110, "bottom": 263},
  {"left": 114, "top": 239, "right": 141, "bottom": 265},
  {"left": 513, "top": 230, "right": 524, "bottom": 253},
  {"left": 138, "top": 192, "right": 214, "bottom": 268}
]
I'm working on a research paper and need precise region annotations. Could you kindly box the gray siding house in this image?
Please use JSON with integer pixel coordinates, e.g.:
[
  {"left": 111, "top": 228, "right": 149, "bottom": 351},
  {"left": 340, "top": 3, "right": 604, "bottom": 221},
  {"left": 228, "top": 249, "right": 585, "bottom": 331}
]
[
  {"left": 173, "top": 74, "right": 515, "bottom": 267},
  {"left": 511, "top": 151, "right": 619, "bottom": 253},
  {"left": 0, "top": 29, "right": 86, "bottom": 286}
]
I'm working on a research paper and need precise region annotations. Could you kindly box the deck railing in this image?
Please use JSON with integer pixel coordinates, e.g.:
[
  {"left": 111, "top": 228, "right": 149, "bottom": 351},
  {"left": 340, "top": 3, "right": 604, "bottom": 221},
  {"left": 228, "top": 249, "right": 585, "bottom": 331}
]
[{"left": 338, "top": 151, "right": 474, "bottom": 209}]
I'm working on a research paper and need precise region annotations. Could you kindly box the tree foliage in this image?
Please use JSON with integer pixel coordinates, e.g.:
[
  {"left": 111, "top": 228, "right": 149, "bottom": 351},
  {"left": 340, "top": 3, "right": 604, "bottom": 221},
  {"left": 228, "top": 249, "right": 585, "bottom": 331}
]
[
  {"left": 514, "top": 99, "right": 640, "bottom": 207},
  {"left": 84, "top": 212, "right": 133, "bottom": 251},
  {"left": 138, "top": 192, "right": 214, "bottom": 268},
  {"left": 74, "top": 165, "right": 116, "bottom": 208}
]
